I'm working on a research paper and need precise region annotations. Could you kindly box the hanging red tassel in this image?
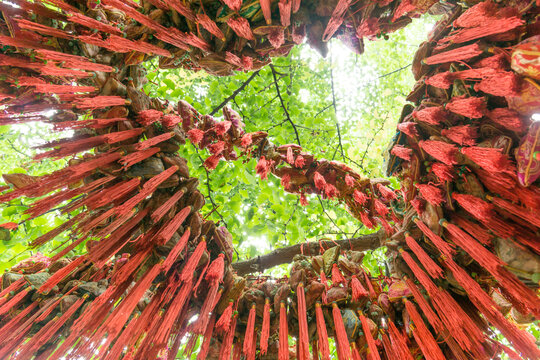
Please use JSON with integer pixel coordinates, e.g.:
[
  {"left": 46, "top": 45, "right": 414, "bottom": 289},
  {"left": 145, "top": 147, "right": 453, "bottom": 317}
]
[
  {"left": 404, "top": 278, "right": 443, "bottom": 333},
  {"left": 377, "top": 183, "right": 397, "bottom": 201},
  {"left": 260, "top": 0, "right": 272, "bottom": 24},
  {"left": 161, "top": 114, "right": 182, "bottom": 128},
  {"left": 363, "top": 271, "right": 377, "bottom": 299},
  {"left": 315, "top": 302, "right": 330, "bottom": 360},
  {"left": 353, "top": 190, "right": 369, "bottom": 205},
  {"left": 197, "top": 315, "right": 216, "bottom": 360},
  {"left": 388, "top": 320, "right": 414, "bottom": 360},
  {"left": 84, "top": 179, "right": 141, "bottom": 209},
  {"left": 279, "top": 301, "right": 290, "bottom": 360},
  {"left": 461, "top": 146, "right": 511, "bottom": 173},
  {"left": 397, "top": 122, "right": 419, "bottom": 137},
  {"left": 179, "top": 239, "right": 206, "bottom": 282},
  {"left": 0, "top": 287, "right": 30, "bottom": 316},
  {"left": 256, "top": 156, "right": 273, "bottom": 180},
  {"left": 474, "top": 72, "right": 521, "bottom": 97},
  {"left": 183, "top": 333, "right": 199, "bottom": 358},
  {"left": 67, "top": 12, "right": 122, "bottom": 35},
  {"left": 36, "top": 50, "right": 114, "bottom": 72},
  {"left": 135, "top": 132, "right": 174, "bottom": 150},
  {"left": 187, "top": 129, "right": 205, "bottom": 144},
  {"left": 381, "top": 332, "right": 397, "bottom": 360},
  {"left": 451, "top": 193, "right": 494, "bottom": 223},
  {"left": 441, "top": 220, "right": 503, "bottom": 273},
  {"left": 351, "top": 275, "right": 368, "bottom": 302},
  {"left": 297, "top": 283, "right": 310, "bottom": 360},
  {"left": 451, "top": 214, "right": 492, "bottom": 246},
  {"left": 404, "top": 300, "right": 445, "bottom": 360},
  {"left": 73, "top": 96, "right": 127, "bottom": 110},
  {"left": 495, "top": 340, "right": 522, "bottom": 360},
  {"left": 332, "top": 264, "right": 346, "bottom": 286},
  {"left": 137, "top": 109, "right": 163, "bottom": 126},
  {"left": 227, "top": 17, "right": 255, "bottom": 40},
  {"left": 151, "top": 188, "right": 185, "bottom": 222},
  {"left": 195, "top": 13, "right": 225, "bottom": 40},
  {"left": 441, "top": 17, "right": 524, "bottom": 45},
  {"left": 119, "top": 148, "right": 161, "bottom": 169},
  {"left": 445, "top": 96, "right": 487, "bottom": 118},
  {"left": 295, "top": 155, "right": 306, "bottom": 168},
  {"left": 441, "top": 125, "right": 477, "bottom": 146},
  {"left": 193, "top": 254, "right": 225, "bottom": 334},
  {"left": 360, "top": 211, "right": 375, "bottom": 229},
  {"left": 39, "top": 256, "right": 86, "bottom": 293},
  {"left": 425, "top": 71, "right": 455, "bottom": 89},
  {"left": 415, "top": 218, "right": 456, "bottom": 257},
  {"left": 487, "top": 108, "right": 523, "bottom": 132},
  {"left": 243, "top": 303, "right": 257, "bottom": 356},
  {"left": 424, "top": 43, "right": 483, "bottom": 65},
  {"left": 351, "top": 342, "right": 362, "bottom": 360},
  {"left": 454, "top": 1, "right": 497, "bottom": 28},
  {"left": 419, "top": 140, "right": 458, "bottom": 165},
  {"left": 404, "top": 234, "right": 443, "bottom": 279},
  {"left": 431, "top": 162, "right": 454, "bottom": 182},
  {"left": 358, "top": 311, "right": 380, "bottom": 360},
  {"left": 220, "top": 311, "right": 238, "bottom": 359},
  {"left": 260, "top": 298, "right": 271, "bottom": 355},
  {"left": 332, "top": 303, "right": 352, "bottom": 360},
  {"left": 278, "top": 0, "right": 292, "bottom": 26},
  {"left": 314, "top": 172, "right": 327, "bottom": 190},
  {"left": 345, "top": 174, "right": 355, "bottom": 187},
  {"left": 155, "top": 205, "right": 191, "bottom": 245},
  {"left": 487, "top": 195, "right": 540, "bottom": 229},
  {"left": 0, "top": 278, "right": 24, "bottom": 301},
  {"left": 320, "top": 270, "right": 328, "bottom": 304},
  {"left": 410, "top": 197, "right": 425, "bottom": 215},
  {"left": 215, "top": 300, "right": 234, "bottom": 334},
  {"left": 391, "top": 145, "right": 412, "bottom": 161},
  {"left": 415, "top": 183, "right": 445, "bottom": 206},
  {"left": 412, "top": 106, "right": 447, "bottom": 125}
]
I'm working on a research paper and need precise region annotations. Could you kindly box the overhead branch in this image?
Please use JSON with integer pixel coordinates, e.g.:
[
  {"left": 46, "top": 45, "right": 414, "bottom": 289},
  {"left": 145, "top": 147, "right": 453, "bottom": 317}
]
[
  {"left": 269, "top": 64, "right": 301, "bottom": 146},
  {"left": 232, "top": 230, "right": 384, "bottom": 275},
  {"left": 209, "top": 70, "right": 260, "bottom": 116}
]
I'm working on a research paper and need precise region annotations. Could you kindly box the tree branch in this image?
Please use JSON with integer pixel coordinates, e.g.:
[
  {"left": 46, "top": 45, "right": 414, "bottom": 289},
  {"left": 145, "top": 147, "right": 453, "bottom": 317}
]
[
  {"left": 232, "top": 230, "right": 383, "bottom": 275},
  {"left": 269, "top": 64, "right": 301, "bottom": 146},
  {"left": 209, "top": 70, "right": 260, "bottom": 116}
]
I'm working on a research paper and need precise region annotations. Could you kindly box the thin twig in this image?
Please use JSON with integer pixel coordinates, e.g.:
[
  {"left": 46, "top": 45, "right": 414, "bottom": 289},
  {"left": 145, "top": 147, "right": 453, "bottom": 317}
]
[
  {"left": 359, "top": 113, "right": 388, "bottom": 169},
  {"left": 282, "top": 199, "right": 299, "bottom": 242},
  {"left": 376, "top": 63, "right": 411, "bottom": 80},
  {"left": 317, "top": 195, "right": 346, "bottom": 238},
  {"left": 209, "top": 70, "right": 260, "bottom": 116},
  {"left": 312, "top": 103, "right": 333, "bottom": 119},
  {"left": 329, "top": 57, "right": 345, "bottom": 161},
  {"left": 6, "top": 138, "right": 31, "bottom": 158},
  {"left": 269, "top": 64, "right": 301, "bottom": 146}
]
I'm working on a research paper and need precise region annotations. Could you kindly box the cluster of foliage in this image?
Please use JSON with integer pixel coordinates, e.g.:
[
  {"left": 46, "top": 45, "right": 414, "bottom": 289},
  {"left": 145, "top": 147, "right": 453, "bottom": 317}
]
[{"left": 0, "top": 17, "right": 436, "bottom": 272}]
